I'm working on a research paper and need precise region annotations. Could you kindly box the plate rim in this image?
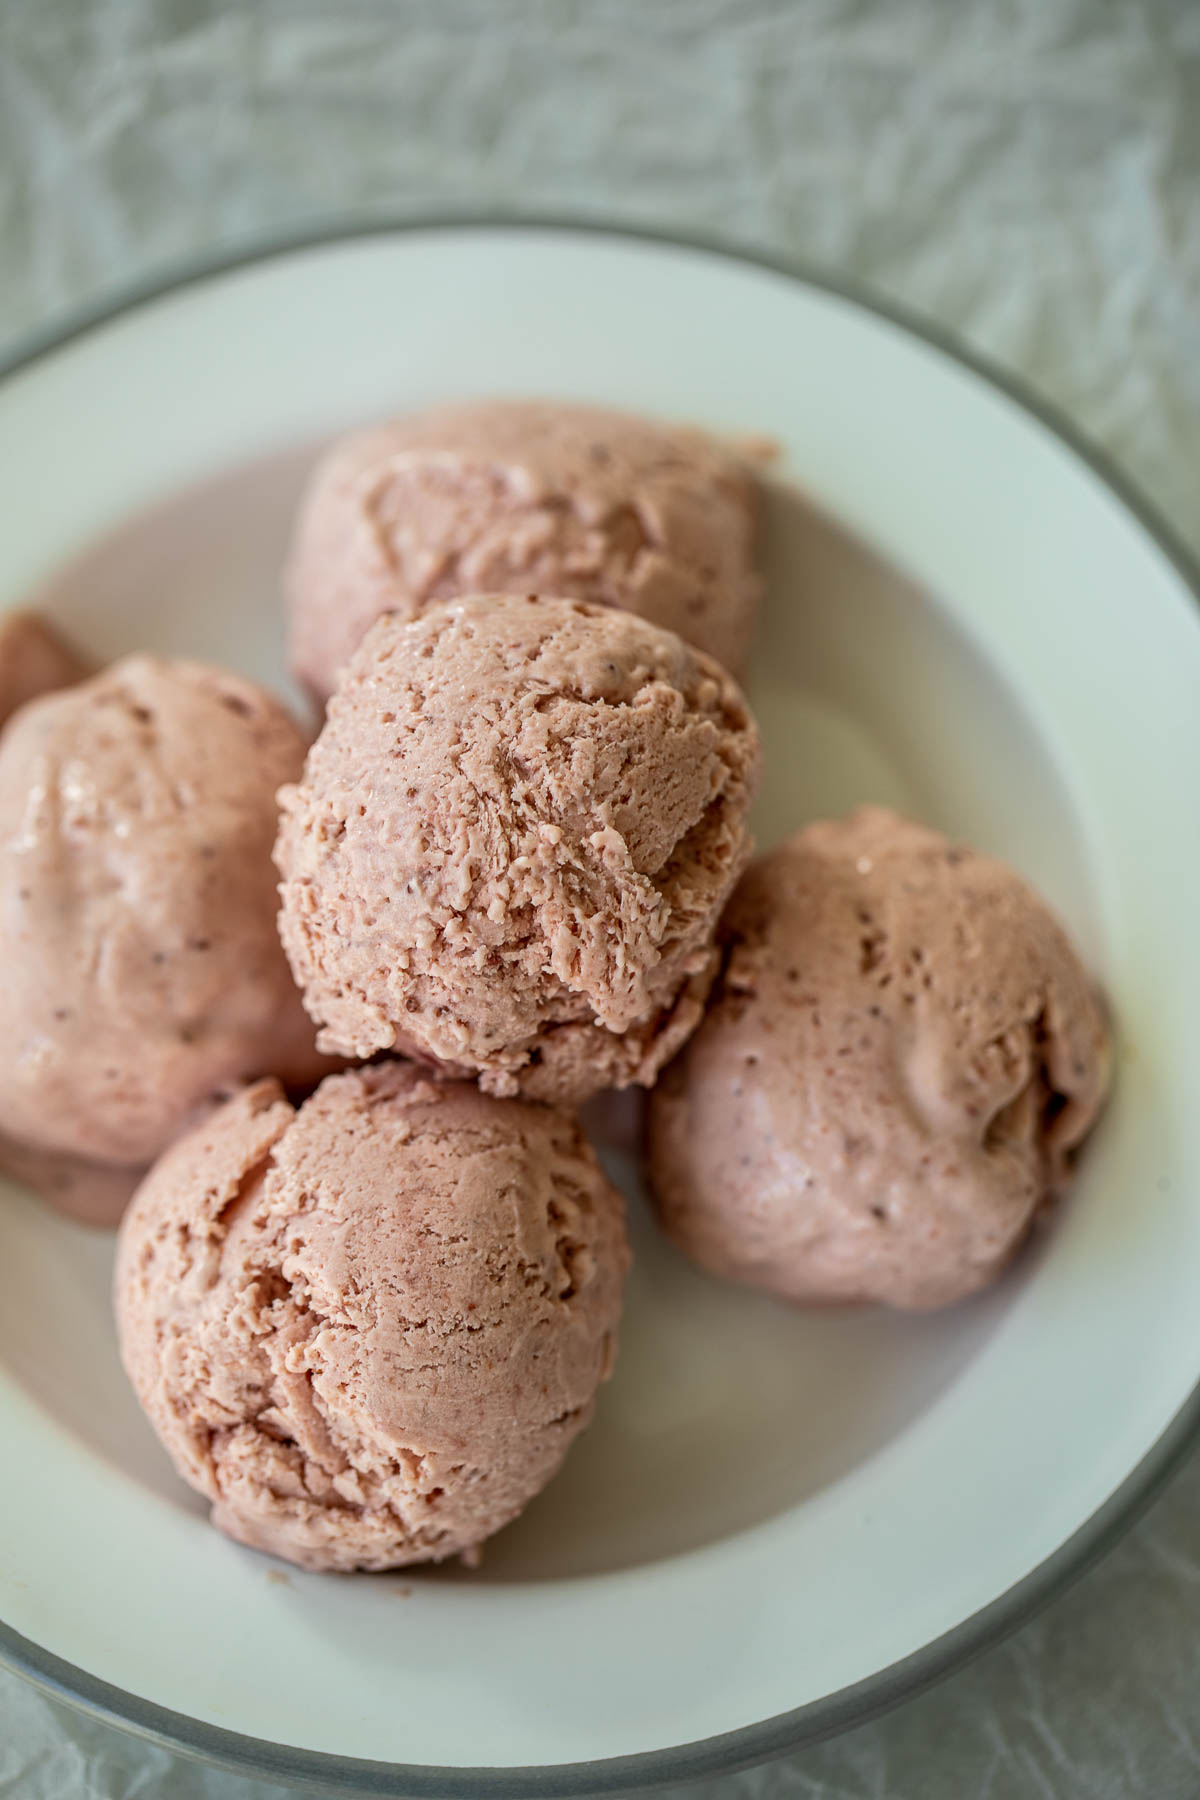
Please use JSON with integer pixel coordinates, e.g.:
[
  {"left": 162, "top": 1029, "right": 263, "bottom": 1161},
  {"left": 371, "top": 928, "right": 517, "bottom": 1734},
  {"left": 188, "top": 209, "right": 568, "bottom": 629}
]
[{"left": 1, "top": 210, "right": 1198, "bottom": 1797}]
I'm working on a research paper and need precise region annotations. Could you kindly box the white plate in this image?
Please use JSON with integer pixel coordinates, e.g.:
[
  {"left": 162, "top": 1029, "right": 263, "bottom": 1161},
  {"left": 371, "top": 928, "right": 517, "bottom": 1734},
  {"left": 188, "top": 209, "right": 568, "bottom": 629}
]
[{"left": 1, "top": 222, "right": 1198, "bottom": 1796}]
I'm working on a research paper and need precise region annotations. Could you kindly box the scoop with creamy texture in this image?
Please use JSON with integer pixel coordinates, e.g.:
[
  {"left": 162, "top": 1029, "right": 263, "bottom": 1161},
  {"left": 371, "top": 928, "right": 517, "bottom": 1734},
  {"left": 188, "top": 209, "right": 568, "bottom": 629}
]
[
  {"left": 646, "top": 806, "right": 1111, "bottom": 1310},
  {"left": 276, "top": 593, "right": 761, "bottom": 1104},
  {"left": 0, "top": 655, "right": 330, "bottom": 1196},
  {"left": 285, "top": 399, "right": 763, "bottom": 700},
  {"left": 114, "top": 1063, "right": 630, "bottom": 1572},
  {"left": 0, "top": 610, "right": 93, "bottom": 732}
]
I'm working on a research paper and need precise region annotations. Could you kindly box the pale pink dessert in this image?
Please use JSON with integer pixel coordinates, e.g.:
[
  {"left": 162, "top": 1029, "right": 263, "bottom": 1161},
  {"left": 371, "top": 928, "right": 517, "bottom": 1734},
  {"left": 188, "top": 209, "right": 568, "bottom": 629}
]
[
  {"left": 114, "top": 1063, "right": 629, "bottom": 1572},
  {"left": 0, "top": 1133, "right": 144, "bottom": 1228},
  {"left": 647, "top": 807, "right": 1111, "bottom": 1310},
  {"left": 0, "top": 655, "right": 330, "bottom": 1214},
  {"left": 0, "top": 610, "right": 93, "bottom": 731},
  {"left": 286, "top": 399, "right": 762, "bottom": 700},
  {"left": 276, "top": 594, "right": 761, "bottom": 1104}
]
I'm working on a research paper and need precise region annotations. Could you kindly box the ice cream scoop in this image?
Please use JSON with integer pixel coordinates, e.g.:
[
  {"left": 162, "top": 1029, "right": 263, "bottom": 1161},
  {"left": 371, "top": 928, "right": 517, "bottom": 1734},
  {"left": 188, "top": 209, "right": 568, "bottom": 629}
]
[
  {"left": 646, "top": 807, "right": 1111, "bottom": 1310},
  {"left": 0, "top": 654, "right": 329, "bottom": 1194},
  {"left": 276, "top": 593, "right": 761, "bottom": 1103},
  {"left": 0, "top": 610, "right": 93, "bottom": 732},
  {"left": 114, "top": 1063, "right": 630, "bottom": 1572},
  {"left": 285, "top": 399, "right": 762, "bottom": 700}
]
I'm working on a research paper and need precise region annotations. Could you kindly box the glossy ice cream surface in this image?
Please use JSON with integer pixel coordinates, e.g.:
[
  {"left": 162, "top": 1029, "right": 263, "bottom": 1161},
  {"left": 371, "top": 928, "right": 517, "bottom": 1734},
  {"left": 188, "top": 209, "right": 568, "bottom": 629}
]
[
  {"left": 647, "top": 807, "right": 1111, "bottom": 1310},
  {"left": 0, "top": 655, "right": 328, "bottom": 1185}
]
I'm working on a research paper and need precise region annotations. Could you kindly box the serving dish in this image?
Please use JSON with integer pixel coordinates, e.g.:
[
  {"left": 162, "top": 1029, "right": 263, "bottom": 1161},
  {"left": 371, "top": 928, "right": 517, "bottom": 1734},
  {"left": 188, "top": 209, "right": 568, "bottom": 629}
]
[{"left": 1, "top": 219, "right": 1198, "bottom": 1795}]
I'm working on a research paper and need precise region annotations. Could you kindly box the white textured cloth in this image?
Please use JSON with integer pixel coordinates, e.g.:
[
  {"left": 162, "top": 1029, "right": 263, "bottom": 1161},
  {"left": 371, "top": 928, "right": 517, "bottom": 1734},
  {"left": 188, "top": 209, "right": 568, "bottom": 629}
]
[{"left": 1, "top": 3, "right": 1199, "bottom": 1796}]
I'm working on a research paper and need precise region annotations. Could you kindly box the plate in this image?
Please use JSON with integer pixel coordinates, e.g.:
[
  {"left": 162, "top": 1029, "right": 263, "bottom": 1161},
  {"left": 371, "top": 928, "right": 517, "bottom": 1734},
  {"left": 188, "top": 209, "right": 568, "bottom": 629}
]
[{"left": 1, "top": 220, "right": 1198, "bottom": 1796}]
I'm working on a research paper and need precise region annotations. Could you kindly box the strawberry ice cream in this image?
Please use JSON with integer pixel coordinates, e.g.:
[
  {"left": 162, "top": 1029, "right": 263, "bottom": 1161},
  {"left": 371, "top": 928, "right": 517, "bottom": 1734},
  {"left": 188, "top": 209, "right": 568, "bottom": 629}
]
[
  {"left": 0, "top": 655, "right": 329, "bottom": 1201},
  {"left": 276, "top": 594, "right": 761, "bottom": 1104},
  {"left": 285, "top": 399, "right": 762, "bottom": 700},
  {"left": 647, "top": 807, "right": 1111, "bottom": 1310},
  {"left": 0, "top": 610, "right": 93, "bottom": 732},
  {"left": 114, "top": 1063, "right": 629, "bottom": 1571}
]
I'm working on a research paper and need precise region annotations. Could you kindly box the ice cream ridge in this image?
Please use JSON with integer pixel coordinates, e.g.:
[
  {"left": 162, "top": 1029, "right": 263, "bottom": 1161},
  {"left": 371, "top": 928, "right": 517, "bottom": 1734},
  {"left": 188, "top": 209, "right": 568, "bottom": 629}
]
[
  {"left": 276, "top": 592, "right": 762, "bottom": 1103},
  {"left": 286, "top": 398, "right": 764, "bottom": 700},
  {"left": 115, "top": 1064, "right": 630, "bottom": 1571},
  {"left": 0, "top": 654, "right": 330, "bottom": 1221},
  {"left": 646, "top": 807, "right": 1111, "bottom": 1310}
]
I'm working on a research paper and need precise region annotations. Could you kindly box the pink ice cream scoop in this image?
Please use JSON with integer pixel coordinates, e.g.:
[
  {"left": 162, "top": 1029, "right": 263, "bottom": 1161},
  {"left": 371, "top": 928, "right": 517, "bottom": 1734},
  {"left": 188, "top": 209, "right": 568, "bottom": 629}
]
[
  {"left": 646, "top": 807, "right": 1112, "bottom": 1311},
  {"left": 285, "top": 399, "right": 763, "bottom": 701},
  {"left": 114, "top": 1063, "right": 630, "bottom": 1572},
  {"left": 276, "top": 593, "right": 761, "bottom": 1105},
  {"left": 0, "top": 655, "right": 330, "bottom": 1203},
  {"left": 0, "top": 610, "right": 93, "bottom": 732}
]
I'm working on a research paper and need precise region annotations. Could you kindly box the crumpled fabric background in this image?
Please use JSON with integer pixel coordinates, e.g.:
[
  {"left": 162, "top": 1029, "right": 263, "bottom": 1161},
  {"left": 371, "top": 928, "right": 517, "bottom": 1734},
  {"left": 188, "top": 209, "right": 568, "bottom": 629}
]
[{"left": 1, "top": 2, "right": 1199, "bottom": 1796}]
